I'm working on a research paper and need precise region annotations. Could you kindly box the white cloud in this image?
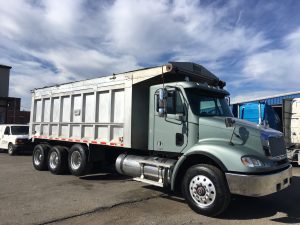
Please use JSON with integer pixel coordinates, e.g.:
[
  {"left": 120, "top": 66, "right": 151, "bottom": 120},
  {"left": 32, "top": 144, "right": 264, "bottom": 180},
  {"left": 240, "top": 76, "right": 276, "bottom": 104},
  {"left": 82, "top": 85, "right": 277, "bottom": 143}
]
[
  {"left": 44, "top": 0, "right": 81, "bottom": 30},
  {"left": 105, "top": 0, "right": 269, "bottom": 63},
  {"left": 240, "top": 27, "right": 300, "bottom": 91},
  {"left": 7, "top": 59, "right": 72, "bottom": 109},
  {"left": 0, "top": 0, "right": 292, "bottom": 110}
]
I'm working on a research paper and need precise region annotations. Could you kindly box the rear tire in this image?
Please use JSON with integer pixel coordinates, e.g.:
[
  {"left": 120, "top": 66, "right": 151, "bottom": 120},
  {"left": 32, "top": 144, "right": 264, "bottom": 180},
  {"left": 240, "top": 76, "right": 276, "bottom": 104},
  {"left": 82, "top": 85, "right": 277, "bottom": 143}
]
[
  {"left": 8, "top": 143, "right": 16, "bottom": 156},
  {"left": 68, "top": 144, "right": 92, "bottom": 176},
  {"left": 182, "top": 164, "right": 231, "bottom": 217},
  {"left": 48, "top": 146, "right": 68, "bottom": 175},
  {"left": 32, "top": 144, "right": 50, "bottom": 171}
]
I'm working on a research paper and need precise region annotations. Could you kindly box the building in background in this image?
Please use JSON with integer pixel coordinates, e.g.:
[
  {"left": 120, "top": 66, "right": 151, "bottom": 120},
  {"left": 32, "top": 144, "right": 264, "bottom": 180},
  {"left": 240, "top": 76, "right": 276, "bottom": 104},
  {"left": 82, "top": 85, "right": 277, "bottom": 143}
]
[
  {"left": 0, "top": 64, "right": 30, "bottom": 124},
  {"left": 232, "top": 91, "right": 300, "bottom": 119},
  {"left": 0, "top": 65, "right": 10, "bottom": 97},
  {"left": 231, "top": 91, "right": 300, "bottom": 131}
]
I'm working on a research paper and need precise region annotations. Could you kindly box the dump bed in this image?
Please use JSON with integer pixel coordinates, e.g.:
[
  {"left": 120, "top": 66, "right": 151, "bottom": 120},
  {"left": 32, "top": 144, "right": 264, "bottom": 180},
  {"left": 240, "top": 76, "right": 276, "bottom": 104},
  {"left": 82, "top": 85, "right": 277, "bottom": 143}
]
[{"left": 30, "top": 62, "right": 224, "bottom": 149}]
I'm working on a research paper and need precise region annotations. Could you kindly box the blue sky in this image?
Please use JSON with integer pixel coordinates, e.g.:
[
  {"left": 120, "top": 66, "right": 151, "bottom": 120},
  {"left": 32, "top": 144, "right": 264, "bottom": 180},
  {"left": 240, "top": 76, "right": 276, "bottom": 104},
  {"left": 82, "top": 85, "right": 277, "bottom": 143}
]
[{"left": 1, "top": 0, "right": 300, "bottom": 109}]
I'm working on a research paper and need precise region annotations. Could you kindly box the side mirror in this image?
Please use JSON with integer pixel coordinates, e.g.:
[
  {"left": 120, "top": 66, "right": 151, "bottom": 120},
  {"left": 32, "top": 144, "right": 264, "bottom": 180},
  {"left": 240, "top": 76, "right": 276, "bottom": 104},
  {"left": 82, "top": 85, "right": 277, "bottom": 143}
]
[
  {"left": 225, "top": 117, "right": 235, "bottom": 127},
  {"left": 158, "top": 88, "right": 167, "bottom": 117}
]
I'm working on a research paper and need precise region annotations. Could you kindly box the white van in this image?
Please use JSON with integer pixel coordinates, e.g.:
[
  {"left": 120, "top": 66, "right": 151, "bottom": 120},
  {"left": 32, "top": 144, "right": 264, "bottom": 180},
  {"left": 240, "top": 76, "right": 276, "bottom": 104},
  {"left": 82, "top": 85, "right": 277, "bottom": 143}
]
[{"left": 0, "top": 124, "right": 30, "bottom": 155}]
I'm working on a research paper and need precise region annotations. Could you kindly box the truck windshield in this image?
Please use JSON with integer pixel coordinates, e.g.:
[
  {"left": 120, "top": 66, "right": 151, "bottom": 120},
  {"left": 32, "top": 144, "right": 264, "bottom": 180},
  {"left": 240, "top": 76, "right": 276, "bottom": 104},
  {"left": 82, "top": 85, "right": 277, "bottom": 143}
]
[
  {"left": 11, "top": 126, "right": 29, "bottom": 135},
  {"left": 185, "top": 88, "right": 233, "bottom": 117}
]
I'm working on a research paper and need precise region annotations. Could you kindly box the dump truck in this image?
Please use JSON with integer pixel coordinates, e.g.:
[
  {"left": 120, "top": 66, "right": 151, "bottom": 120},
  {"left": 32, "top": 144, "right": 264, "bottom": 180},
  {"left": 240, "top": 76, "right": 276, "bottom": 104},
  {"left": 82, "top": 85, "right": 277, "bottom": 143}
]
[{"left": 30, "top": 62, "right": 292, "bottom": 216}]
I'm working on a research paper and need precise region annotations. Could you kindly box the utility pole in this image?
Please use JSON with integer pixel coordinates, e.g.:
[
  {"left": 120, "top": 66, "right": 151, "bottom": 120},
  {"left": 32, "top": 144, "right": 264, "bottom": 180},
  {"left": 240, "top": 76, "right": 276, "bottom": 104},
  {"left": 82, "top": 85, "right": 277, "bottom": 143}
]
[{"left": 14, "top": 98, "right": 16, "bottom": 123}]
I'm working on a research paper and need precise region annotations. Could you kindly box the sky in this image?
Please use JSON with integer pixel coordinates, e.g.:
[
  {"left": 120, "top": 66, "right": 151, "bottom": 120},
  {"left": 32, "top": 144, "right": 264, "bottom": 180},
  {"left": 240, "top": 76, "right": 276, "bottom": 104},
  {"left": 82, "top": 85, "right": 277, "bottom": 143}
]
[{"left": 1, "top": 0, "right": 300, "bottom": 110}]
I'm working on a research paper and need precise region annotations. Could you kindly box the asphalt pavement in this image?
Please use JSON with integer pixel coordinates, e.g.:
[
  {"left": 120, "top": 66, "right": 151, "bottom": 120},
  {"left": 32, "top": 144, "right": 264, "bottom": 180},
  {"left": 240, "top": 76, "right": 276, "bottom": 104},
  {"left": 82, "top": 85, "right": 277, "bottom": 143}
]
[{"left": 0, "top": 151, "right": 299, "bottom": 225}]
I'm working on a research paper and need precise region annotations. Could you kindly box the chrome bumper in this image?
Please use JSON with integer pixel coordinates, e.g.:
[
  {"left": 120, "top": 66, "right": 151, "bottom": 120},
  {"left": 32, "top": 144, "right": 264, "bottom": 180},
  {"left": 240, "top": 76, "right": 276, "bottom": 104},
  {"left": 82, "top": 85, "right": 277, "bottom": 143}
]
[{"left": 225, "top": 165, "right": 292, "bottom": 197}]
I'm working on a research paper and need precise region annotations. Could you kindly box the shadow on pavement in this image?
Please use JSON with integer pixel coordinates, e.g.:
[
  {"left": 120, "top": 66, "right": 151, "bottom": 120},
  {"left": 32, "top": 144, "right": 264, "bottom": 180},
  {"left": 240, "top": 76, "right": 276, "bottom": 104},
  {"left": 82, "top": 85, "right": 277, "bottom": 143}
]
[
  {"left": 143, "top": 175, "right": 300, "bottom": 223},
  {"left": 80, "top": 173, "right": 129, "bottom": 181},
  {"left": 143, "top": 185, "right": 186, "bottom": 203},
  {"left": 79, "top": 164, "right": 130, "bottom": 181},
  {"left": 218, "top": 176, "right": 300, "bottom": 223},
  {"left": 14, "top": 152, "right": 32, "bottom": 156},
  {"left": 0, "top": 149, "right": 32, "bottom": 156}
]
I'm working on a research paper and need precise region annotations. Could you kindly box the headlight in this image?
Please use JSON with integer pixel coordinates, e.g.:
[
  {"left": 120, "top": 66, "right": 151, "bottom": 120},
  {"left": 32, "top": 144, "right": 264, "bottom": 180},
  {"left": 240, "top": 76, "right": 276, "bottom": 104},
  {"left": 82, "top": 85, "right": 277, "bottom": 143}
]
[{"left": 241, "top": 156, "right": 264, "bottom": 168}]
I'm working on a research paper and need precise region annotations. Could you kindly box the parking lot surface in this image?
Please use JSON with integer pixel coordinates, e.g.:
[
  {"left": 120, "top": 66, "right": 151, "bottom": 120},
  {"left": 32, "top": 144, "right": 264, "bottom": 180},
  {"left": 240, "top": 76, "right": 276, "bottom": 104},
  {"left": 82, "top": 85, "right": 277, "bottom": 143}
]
[{"left": 0, "top": 152, "right": 300, "bottom": 225}]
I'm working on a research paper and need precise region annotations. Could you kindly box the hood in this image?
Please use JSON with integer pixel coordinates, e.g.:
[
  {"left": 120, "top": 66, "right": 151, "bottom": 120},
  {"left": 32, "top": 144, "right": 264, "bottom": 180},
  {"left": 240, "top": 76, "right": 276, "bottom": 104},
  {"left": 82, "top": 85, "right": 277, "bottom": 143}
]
[
  {"left": 197, "top": 117, "right": 279, "bottom": 157},
  {"left": 14, "top": 135, "right": 29, "bottom": 139},
  {"left": 198, "top": 117, "right": 282, "bottom": 137}
]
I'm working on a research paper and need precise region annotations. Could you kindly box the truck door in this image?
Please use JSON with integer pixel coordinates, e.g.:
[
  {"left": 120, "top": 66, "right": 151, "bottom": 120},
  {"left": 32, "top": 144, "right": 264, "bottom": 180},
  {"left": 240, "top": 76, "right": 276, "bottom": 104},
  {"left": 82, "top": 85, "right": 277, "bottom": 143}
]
[
  {"left": 0, "top": 126, "right": 10, "bottom": 149},
  {"left": 153, "top": 89, "right": 188, "bottom": 152}
]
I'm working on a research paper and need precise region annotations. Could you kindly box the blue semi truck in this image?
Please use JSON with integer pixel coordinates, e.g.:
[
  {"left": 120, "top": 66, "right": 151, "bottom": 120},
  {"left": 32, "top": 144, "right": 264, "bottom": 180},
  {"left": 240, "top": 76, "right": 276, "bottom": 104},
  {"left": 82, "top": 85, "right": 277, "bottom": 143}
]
[
  {"left": 232, "top": 100, "right": 300, "bottom": 165},
  {"left": 231, "top": 102, "right": 282, "bottom": 131}
]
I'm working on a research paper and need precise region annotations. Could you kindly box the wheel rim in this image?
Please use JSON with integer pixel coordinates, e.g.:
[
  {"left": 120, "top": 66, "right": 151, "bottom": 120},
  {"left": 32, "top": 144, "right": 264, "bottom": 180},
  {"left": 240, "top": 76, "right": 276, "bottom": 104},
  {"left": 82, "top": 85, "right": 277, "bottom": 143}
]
[
  {"left": 34, "top": 149, "right": 43, "bottom": 165},
  {"left": 71, "top": 151, "right": 82, "bottom": 170},
  {"left": 189, "top": 175, "right": 216, "bottom": 207},
  {"left": 49, "top": 151, "right": 59, "bottom": 169},
  {"left": 8, "top": 145, "right": 13, "bottom": 154}
]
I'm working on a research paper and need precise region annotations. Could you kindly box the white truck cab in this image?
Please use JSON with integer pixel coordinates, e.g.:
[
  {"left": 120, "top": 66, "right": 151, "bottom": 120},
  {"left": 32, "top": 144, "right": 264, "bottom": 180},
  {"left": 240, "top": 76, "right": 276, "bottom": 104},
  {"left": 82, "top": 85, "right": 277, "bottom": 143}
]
[{"left": 0, "top": 124, "right": 30, "bottom": 155}]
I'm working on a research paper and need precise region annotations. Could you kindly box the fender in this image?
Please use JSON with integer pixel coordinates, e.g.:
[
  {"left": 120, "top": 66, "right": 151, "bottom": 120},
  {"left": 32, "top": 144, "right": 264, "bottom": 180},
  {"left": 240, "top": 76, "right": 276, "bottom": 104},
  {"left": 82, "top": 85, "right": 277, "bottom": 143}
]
[{"left": 171, "top": 151, "right": 228, "bottom": 191}]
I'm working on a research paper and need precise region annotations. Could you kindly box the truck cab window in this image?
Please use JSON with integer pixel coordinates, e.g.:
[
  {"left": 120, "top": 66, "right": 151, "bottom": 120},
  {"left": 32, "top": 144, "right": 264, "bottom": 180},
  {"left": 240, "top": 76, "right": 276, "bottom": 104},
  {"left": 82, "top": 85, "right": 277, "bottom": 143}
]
[
  {"left": 4, "top": 126, "right": 10, "bottom": 135},
  {"left": 11, "top": 126, "right": 29, "bottom": 135},
  {"left": 185, "top": 88, "right": 232, "bottom": 117},
  {"left": 175, "top": 91, "right": 185, "bottom": 114},
  {"left": 199, "top": 97, "right": 224, "bottom": 116},
  {"left": 157, "top": 90, "right": 184, "bottom": 114}
]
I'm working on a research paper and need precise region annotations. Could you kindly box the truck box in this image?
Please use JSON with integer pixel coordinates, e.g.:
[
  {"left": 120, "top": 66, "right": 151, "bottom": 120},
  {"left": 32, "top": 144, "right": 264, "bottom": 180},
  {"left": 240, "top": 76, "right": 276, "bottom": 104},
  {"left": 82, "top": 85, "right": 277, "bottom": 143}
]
[{"left": 30, "top": 62, "right": 222, "bottom": 150}]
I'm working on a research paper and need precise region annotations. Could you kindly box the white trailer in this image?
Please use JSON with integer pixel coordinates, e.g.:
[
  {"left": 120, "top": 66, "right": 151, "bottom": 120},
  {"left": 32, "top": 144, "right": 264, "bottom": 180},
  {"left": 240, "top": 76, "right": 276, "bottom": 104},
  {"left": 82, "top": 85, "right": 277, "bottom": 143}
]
[{"left": 284, "top": 98, "right": 300, "bottom": 165}]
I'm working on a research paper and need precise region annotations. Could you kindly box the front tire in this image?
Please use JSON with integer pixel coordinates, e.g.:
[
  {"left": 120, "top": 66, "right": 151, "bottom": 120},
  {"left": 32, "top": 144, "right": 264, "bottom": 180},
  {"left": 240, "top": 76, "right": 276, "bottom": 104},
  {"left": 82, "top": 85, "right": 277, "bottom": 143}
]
[
  {"left": 182, "top": 164, "right": 231, "bottom": 216},
  {"left": 8, "top": 143, "right": 16, "bottom": 156},
  {"left": 68, "top": 144, "right": 92, "bottom": 176},
  {"left": 32, "top": 144, "right": 50, "bottom": 171},
  {"left": 48, "top": 146, "right": 68, "bottom": 175}
]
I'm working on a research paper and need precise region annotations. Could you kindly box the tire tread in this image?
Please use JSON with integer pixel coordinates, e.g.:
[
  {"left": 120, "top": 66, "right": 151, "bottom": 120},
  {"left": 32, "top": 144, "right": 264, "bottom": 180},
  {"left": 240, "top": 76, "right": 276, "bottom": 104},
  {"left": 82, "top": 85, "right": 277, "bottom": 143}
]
[{"left": 182, "top": 164, "right": 231, "bottom": 216}]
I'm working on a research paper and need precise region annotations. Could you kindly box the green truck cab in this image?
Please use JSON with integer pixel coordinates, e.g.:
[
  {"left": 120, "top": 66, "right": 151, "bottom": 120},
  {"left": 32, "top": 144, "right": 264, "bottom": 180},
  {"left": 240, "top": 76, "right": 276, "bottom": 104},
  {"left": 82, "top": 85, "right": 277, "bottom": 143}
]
[
  {"left": 143, "top": 80, "right": 291, "bottom": 215},
  {"left": 117, "top": 63, "right": 291, "bottom": 216}
]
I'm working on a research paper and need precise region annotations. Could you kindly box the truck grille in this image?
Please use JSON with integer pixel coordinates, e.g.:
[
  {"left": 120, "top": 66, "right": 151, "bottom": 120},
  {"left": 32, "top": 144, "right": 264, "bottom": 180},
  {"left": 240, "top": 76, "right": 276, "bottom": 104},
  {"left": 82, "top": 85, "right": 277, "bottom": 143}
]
[{"left": 269, "top": 136, "right": 286, "bottom": 157}]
